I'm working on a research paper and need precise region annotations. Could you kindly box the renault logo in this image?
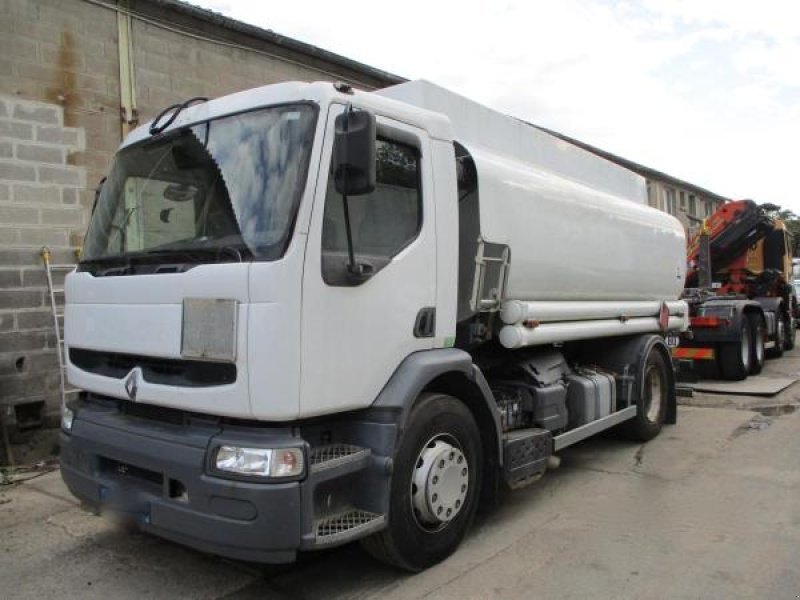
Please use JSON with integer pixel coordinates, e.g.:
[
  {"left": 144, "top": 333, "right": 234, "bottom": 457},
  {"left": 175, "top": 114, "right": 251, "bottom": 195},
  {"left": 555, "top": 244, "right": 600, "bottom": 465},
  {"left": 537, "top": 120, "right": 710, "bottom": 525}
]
[{"left": 124, "top": 367, "right": 141, "bottom": 402}]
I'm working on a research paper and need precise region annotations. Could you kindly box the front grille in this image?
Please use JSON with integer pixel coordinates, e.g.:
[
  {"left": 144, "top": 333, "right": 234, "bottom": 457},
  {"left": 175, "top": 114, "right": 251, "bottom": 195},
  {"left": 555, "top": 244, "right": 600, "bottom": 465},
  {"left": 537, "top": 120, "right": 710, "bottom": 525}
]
[{"left": 70, "top": 348, "right": 236, "bottom": 387}]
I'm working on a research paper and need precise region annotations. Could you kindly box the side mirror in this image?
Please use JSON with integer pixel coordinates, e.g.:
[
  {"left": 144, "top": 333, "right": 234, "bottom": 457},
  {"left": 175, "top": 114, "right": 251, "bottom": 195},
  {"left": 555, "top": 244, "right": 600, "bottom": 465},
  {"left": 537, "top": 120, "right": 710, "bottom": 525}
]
[{"left": 333, "top": 109, "right": 376, "bottom": 196}]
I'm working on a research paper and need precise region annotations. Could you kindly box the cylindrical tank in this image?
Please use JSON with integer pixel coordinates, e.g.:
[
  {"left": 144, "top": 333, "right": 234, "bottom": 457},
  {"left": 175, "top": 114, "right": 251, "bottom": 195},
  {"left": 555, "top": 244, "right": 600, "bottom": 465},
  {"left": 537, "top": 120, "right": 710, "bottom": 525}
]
[
  {"left": 470, "top": 144, "right": 686, "bottom": 303},
  {"left": 378, "top": 79, "right": 687, "bottom": 306}
]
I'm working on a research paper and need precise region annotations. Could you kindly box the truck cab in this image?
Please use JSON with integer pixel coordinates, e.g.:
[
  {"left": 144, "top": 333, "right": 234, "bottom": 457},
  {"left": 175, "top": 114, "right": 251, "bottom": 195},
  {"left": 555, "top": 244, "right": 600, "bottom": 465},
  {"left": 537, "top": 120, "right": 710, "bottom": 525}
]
[{"left": 67, "top": 82, "right": 458, "bottom": 421}]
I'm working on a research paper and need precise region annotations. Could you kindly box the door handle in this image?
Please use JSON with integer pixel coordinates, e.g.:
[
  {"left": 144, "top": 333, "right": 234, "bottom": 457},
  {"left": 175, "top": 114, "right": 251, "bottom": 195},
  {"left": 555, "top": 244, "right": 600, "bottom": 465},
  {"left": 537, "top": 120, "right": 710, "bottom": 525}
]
[{"left": 413, "top": 307, "right": 436, "bottom": 338}]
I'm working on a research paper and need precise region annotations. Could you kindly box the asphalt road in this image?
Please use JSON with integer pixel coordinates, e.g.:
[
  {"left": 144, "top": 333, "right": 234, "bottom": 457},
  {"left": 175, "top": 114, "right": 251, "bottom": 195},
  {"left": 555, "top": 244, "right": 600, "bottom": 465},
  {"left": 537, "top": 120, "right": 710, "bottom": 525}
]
[{"left": 2, "top": 355, "right": 800, "bottom": 599}]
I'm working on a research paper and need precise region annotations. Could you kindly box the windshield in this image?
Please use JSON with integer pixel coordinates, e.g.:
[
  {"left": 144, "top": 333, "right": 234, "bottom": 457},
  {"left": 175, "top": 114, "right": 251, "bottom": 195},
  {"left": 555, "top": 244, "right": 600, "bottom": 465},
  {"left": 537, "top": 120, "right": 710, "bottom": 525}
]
[{"left": 82, "top": 104, "right": 317, "bottom": 266}]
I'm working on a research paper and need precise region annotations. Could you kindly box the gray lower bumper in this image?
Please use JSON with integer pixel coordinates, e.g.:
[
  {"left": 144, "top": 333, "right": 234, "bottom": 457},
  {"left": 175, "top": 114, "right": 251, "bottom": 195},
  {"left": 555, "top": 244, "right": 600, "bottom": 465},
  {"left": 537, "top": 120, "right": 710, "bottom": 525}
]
[{"left": 60, "top": 408, "right": 304, "bottom": 564}]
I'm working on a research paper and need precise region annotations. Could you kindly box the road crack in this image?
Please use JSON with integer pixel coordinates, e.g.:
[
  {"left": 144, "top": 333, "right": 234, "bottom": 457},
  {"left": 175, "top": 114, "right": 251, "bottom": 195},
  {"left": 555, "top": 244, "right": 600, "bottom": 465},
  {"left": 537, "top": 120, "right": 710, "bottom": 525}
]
[{"left": 634, "top": 444, "right": 645, "bottom": 467}]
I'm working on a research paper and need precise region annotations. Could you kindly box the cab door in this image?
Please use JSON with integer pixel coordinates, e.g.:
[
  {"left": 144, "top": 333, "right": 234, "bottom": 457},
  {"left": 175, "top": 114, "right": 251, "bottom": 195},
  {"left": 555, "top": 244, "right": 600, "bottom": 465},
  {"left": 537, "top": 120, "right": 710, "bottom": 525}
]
[{"left": 299, "top": 105, "right": 437, "bottom": 417}]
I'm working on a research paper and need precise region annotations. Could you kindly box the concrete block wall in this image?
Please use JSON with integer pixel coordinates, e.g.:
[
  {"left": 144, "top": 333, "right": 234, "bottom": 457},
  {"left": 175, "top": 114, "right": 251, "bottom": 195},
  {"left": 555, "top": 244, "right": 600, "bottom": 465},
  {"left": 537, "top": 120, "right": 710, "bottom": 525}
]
[
  {"left": 132, "top": 19, "right": 337, "bottom": 122},
  {"left": 0, "top": 0, "right": 118, "bottom": 429},
  {"left": 0, "top": 0, "right": 400, "bottom": 431},
  {"left": 0, "top": 94, "right": 86, "bottom": 427}
]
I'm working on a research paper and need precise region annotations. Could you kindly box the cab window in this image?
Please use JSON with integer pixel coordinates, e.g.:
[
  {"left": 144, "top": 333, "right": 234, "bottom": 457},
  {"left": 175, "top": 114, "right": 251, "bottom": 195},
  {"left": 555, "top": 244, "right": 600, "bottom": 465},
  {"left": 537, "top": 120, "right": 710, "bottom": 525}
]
[{"left": 321, "top": 138, "right": 422, "bottom": 285}]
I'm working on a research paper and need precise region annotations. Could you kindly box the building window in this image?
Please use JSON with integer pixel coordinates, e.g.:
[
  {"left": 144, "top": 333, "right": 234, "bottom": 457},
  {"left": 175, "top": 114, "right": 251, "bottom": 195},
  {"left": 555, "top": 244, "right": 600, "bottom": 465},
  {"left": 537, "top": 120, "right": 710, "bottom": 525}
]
[
  {"left": 647, "top": 182, "right": 659, "bottom": 209},
  {"left": 664, "top": 187, "right": 676, "bottom": 215},
  {"left": 688, "top": 194, "right": 696, "bottom": 216}
]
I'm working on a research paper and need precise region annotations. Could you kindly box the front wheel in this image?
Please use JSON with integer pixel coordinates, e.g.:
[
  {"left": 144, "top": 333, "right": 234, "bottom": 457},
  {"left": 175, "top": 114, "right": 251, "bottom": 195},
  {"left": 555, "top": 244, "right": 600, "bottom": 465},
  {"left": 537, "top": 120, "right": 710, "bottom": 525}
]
[{"left": 361, "top": 393, "right": 482, "bottom": 572}]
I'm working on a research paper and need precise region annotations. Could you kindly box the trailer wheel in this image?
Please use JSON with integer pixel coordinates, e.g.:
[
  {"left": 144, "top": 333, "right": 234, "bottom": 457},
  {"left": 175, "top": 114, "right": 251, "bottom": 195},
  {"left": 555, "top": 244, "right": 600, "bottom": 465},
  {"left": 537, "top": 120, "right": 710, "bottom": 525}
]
[
  {"left": 618, "top": 347, "right": 669, "bottom": 441},
  {"left": 747, "top": 314, "right": 765, "bottom": 375},
  {"left": 361, "top": 393, "right": 482, "bottom": 572},
  {"left": 767, "top": 318, "right": 785, "bottom": 359},
  {"left": 783, "top": 315, "right": 795, "bottom": 351},
  {"left": 719, "top": 320, "right": 751, "bottom": 380}
]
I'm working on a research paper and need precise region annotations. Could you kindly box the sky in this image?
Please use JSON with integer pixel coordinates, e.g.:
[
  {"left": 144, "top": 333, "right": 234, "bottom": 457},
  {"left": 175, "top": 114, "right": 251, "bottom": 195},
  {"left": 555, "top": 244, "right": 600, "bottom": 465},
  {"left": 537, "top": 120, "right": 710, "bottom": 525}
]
[{"left": 199, "top": 0, "right": 800, "bottom": 213}]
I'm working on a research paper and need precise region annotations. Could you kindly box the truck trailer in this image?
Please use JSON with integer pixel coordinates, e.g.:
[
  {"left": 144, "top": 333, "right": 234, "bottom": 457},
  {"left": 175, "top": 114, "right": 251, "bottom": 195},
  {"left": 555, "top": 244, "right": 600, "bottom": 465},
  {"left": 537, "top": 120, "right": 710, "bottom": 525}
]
[
  {"left": 676, "top": 199, "right": 796, "bottom": 380},
  {"left": 59, "top": 80, "right": 688, "bottom": 571}
]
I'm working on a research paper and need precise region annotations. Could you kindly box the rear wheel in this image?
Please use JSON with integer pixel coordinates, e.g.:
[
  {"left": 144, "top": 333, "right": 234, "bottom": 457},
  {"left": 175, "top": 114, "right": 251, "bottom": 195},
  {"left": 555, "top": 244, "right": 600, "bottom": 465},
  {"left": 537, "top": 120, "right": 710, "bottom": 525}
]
[
  {"left": 618, "top": 347, "right": 670, "bottom": 441},
  {"left": 361, "top": 393, "right": 482, "bottom": 572},
  {"left": 767, "top": 317, "right": 785, "bottom": 358},
  {"left": 747, "top": 313, "right": 765, "bottom": 375},
  {"left": 783, "top": 315, "right": 795, "bottom": 351},
  {"left": 719, "top": 319, "right": 751, "bottom": 380}
]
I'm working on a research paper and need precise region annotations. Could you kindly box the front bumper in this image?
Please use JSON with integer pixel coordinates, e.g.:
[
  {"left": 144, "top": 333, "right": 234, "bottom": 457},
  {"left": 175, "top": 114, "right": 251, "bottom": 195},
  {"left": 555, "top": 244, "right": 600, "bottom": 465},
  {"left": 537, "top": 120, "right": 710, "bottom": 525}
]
[{"left": 60, "top": 400, "right": 305, "bottom": 564}]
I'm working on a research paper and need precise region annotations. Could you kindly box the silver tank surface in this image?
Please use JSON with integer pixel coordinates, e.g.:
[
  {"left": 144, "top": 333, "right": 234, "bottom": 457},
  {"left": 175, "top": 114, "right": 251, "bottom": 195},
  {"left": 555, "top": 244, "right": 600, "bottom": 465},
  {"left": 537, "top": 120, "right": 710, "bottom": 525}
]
[{"left": 379, "top": 81, "right": 686, "bottom": 303}]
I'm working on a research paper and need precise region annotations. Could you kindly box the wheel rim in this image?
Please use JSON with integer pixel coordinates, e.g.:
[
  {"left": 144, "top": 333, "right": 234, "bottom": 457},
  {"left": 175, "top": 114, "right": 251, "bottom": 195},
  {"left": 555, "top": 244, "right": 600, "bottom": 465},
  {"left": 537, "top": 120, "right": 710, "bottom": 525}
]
[
  {"left": 411, "top": 435, "right": 469, "bottom": 531},
  {"left": 644, "top": 364, "right": 664, "bottom": 423},
  {"left": 741, "top": 324, "right": 751, "bottom": 370}
]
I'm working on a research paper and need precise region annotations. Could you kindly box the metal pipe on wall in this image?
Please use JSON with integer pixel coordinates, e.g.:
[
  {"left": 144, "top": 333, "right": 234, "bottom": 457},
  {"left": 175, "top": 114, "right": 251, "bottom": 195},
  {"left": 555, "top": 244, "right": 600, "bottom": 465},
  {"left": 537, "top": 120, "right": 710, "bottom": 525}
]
[{"left": 117, "top": 0, "right": 138, "bottom": 138}]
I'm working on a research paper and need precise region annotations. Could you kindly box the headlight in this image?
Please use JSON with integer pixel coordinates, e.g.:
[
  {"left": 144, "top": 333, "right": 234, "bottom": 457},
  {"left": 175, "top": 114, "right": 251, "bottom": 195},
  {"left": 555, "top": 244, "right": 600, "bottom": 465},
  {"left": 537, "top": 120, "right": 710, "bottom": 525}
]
[
  {"left": 214, "top": 446, "right": 304, "bottom": 478},
  {"left": 61, "top": 406, "right": 74, "bottom": 432}
]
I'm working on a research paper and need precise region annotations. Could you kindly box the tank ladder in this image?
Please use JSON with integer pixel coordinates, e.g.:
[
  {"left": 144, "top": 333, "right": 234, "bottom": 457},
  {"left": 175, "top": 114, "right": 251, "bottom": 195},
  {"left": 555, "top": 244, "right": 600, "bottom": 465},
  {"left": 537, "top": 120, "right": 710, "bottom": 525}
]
[{"left": 41, "top": 247, "right": 80, "bottom": 411}]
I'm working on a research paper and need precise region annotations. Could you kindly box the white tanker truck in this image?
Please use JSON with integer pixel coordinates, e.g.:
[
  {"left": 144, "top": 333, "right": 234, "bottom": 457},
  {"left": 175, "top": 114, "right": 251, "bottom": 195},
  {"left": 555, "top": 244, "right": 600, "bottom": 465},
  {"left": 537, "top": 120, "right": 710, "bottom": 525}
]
[{"left": 59, "top": 80, "right": 688, "bottom": 571}]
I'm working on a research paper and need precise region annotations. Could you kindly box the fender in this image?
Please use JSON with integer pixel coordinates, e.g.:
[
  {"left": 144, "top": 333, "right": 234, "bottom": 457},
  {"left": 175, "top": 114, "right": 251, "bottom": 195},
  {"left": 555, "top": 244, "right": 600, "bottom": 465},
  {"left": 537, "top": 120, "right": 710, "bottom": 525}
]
[
  {"left": 690, "top": 299, "right": 762, "bottom": 344},
  {"left": 370, "top": 348, "right": 504, "bottom": 464},
  {"left": 753, "top": 296, "right": 784, "bottom": 315}
]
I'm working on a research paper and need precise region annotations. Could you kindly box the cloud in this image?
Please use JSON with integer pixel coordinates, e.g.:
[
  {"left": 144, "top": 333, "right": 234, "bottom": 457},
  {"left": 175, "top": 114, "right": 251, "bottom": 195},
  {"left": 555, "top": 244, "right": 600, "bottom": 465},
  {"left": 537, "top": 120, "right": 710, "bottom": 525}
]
[{"left": 199, "top": 0, "right": 800, "bottom": 212}]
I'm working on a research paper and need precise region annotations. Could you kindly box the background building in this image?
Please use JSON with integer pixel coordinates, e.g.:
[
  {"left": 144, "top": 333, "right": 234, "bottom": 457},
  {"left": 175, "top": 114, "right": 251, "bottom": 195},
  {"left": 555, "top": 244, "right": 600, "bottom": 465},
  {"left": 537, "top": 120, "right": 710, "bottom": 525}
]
[
  {"left": 0, "top": 0, "right": 728, "bottom": 440},
  {"left": 537, "top": 127, "right": 729, "bottom": 232}
]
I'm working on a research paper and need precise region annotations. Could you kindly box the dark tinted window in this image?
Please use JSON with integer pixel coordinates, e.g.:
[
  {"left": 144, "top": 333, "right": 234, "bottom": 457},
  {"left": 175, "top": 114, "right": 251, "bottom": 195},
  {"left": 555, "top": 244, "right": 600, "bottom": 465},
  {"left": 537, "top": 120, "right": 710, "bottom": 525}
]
[{"left": 322, "top": 139, "right": 422, "bottom": 284}]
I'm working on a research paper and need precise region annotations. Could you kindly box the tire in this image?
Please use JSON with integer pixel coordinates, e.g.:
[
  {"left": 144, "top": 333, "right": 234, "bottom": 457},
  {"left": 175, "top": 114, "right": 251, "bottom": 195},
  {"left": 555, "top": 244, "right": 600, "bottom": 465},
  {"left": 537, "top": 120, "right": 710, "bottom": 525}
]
[
  {"left": 767, "top": 317, "right": 785, "bottom": 358},
  {"left": 747, "top": 313, "right": 765, "bottom": 375},
  {"left": 783, "top": 315, "right": 795, "bottom": 351},
  {"left": 719, "top": 319, "right": 752, "bottom": 380},
  {"left": 361, "top": 393, "right": 482, "bottom": 572},
  {"left": 618, "top": 347, "right": 669, "bottom": 441}
]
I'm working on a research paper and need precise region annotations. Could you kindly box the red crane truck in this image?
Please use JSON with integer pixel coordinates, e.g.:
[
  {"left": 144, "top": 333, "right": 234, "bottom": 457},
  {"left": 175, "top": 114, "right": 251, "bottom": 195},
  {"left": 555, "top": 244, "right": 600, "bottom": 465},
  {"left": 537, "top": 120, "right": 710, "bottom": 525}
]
[{"left": 674, "top": 199, "right": 796, "bottom": 380}]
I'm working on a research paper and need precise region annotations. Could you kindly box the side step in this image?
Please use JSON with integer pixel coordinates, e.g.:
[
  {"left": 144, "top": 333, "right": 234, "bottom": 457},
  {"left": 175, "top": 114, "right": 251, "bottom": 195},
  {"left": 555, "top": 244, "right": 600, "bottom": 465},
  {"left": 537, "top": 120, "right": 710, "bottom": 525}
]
[
  {"left": 309, "top": 444, "right": 371, "bottom": 481},
  {"left": 502, "top": 428, "right": 552, "bottom": 490},
  {"left": 314, "top": 508, "right": 385, "bottom": 547}
]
